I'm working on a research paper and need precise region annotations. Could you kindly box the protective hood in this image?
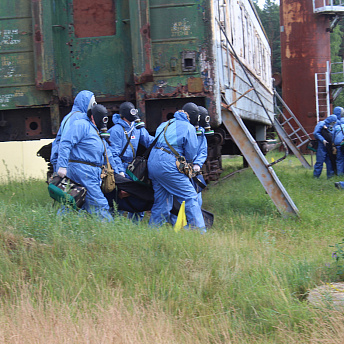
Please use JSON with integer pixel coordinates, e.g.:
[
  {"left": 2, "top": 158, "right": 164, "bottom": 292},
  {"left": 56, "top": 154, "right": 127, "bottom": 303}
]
[
  {"left": 111, "top": 113, "right": 121, "bottom": 125},
  {"left": 324, "top": 114, "right": 338, "bottom": 126},
  {"left": 72, "top": 90, "right": 96, "bottom": 114},
  {"left": 182, "top": 102, "right": 200, "bottom": 126},
  {"left": 333, "top": 107, "right": 344, "bottom": 121},
  {"left": 174, "top": 110, "right": 190, "bottom": 122}
]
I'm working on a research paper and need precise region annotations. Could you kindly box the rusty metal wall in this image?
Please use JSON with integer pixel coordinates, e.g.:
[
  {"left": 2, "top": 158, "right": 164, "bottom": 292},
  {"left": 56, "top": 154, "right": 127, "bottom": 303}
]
[
  {"left": 129, "top": 0, "right": 215, "bottom": 131},
  {"left": 0, "top": 0, "right": 133, "bottom": 141},
  {"left": 280, "top": 0, "right": 331, "bottom": 139},
  {"left": 0, "top": 0, "right": 273, "bottom": 144},
  {"left": 0, "top": 0, "right": 53, "bottom": 109}
]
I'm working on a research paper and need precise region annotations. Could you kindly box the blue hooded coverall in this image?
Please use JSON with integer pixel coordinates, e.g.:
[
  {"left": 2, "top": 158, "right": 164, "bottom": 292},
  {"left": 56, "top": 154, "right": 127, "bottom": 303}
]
[
  {"left": 50, "top": 90, "right": 95, "bottom": 172},
  {"left": 57, "top": 117, "right": 118, "bottom": 221},
  {"left": 193, "top": 127, "right": 208, "bottom": 205},
  {"left": 313, "top": 114, "right": 337, "bottom": 178},
  {"left": 334, "top": 122, "right": 344, "bottom": 176},
  {"left": 170, "top": 126, "right": 208, "bottom": 225},
  {"left": 334, "top": 106, "right": 343, "bottom": 124},
  {"left": 108, "top": 115, "right": 154, "bottom": 175},
  {"left": 148, "top": 111, "right": 206, "bottom": 232},
  {"left": 108, "top": 115, "right": 154, "bottom": 221}
]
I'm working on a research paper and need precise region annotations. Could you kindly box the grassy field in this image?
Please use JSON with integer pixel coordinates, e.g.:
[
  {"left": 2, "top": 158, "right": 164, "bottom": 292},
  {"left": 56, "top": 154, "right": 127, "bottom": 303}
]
[{"left": 1, "top": 151, "right": 344, "bottom": 343}]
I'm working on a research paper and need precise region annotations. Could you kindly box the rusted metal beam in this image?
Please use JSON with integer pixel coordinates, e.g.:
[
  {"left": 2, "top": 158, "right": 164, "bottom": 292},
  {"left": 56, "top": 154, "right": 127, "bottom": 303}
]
[
  {"left": 31, "top": 0, "right": 56, "bottom": 90},
  {"left": 221, "top": 88, "right": 254, "bottom": 109},
  {"left": 221, "top": 106, "right": 299, "bottom": 217},
  {"left": 273, "top": 118, "right": 311, "bottom": 169},
  {"left": 129, "top": 0, "right": 153, "bottom": 85}
]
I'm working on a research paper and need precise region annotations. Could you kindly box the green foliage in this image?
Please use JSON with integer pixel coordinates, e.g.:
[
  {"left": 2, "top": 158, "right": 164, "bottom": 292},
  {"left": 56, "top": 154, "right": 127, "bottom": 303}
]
[
  {"left": 331, "top": 25, "right": 344, "bottom": 107},
  {"left": 254, "top": 0, "right": 281, "bottom": 74},
  {"left": 0, "top": 154, "right": 344, "bottom": 342},
  {"left": 330, "top": 239, "right": 344, "bottom": 275}
]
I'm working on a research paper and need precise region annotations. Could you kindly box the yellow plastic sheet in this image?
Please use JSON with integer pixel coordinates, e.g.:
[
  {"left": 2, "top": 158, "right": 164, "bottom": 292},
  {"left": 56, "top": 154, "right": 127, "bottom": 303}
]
[{"left": 174, "top": 201, "right": 187, "bottom": 233}]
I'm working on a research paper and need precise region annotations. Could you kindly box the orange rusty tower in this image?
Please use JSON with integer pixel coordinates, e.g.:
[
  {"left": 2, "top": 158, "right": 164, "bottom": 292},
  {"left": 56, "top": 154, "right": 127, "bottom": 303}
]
[{"left": 280, "top": 0, "right": 344, "bottom": 143}]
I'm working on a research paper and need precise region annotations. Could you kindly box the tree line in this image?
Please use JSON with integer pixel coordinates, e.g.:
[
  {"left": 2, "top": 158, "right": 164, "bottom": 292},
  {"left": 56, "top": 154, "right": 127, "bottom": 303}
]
[{"left": 254, "top": 0, "right": 344, "bottom": 107}]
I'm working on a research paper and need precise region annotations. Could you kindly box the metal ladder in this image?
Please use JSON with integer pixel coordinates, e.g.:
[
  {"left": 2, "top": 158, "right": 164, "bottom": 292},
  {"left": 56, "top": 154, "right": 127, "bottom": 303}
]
[
  {"left": 273, "top": 90, "right": 312, "bottom": 169},
  {"left": 221, "top": 98, "right": 299, "bottom": 217},
  {"left": 315, "top": 71, "right": 330, "bottom": 122}
]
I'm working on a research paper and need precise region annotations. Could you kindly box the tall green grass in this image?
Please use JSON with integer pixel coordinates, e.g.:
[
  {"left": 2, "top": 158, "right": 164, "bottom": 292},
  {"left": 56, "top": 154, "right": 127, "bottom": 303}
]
[{"left": 1, "top": 153, "right": 344, "bottom": 343}]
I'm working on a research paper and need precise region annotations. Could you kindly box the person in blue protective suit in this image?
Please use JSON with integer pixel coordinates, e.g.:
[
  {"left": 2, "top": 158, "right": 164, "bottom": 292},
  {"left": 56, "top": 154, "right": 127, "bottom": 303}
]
[
  {"left": 50, "top": 90, "right": 97, "bottom": 172},
  {"left": 335, "top": 181, "right": 344, "bottom": 189},
  {"left": 57, "top": 104, "right": 118, "bottom": 222},
  {"left": 169, "top": 103, "right": 209, "bottom": 226},
  {"left": 108, "top": 101, "right": 154, "bottom": 222},
  {"left": 333, "top": 121, "right": 344, "bottom": 176},
  {"left": 313, "top": 114, "right": 337, "bottom": 179},
  {"left": 193, "top": 105, "right": 210, "bottom": 179},
  {"left": 148, "top": 108, "right": 206, "bottom": 233},
  {"left": 334, "top": 106, "right": 344, "bottom": 124},
  {"left": 193, "top": 105, "right": 212, "bottom": 196}
]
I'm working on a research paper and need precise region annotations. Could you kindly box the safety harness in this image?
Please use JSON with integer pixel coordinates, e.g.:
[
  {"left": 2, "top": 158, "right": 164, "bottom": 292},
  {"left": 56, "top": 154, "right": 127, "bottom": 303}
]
[
  {"left": 120, "top": 126, "right": 135, "bottom": 159},
  {"left": 155, "top": 119, "right": 195, "bottom": 178}
]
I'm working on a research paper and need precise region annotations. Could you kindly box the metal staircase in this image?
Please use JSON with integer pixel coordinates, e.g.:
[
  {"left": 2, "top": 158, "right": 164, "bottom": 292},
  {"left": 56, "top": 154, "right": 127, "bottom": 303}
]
[
  {"left": 213, "top": 11, "right": 308, "bottom": 217},
  {"left": 273, "top": 90, "right": 312, "bottom": 169},
  {"left": 221, "top": 98, "right": 299, "bottom": 217}
]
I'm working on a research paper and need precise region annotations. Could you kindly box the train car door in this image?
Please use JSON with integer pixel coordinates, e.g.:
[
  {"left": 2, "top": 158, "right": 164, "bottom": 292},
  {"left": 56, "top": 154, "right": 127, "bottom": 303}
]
[{"left": 52, "top": 0, "right": 133, "bottom": 100}]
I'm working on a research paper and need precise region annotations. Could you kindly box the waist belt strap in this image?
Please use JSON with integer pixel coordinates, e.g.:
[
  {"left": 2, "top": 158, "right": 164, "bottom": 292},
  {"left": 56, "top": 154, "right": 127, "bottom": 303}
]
[
  {"left": 154, "top": 147, "right": 174, "bottom": 155},
  {"left": 69, "top": 159, "right": 99, "bottom": 167}
]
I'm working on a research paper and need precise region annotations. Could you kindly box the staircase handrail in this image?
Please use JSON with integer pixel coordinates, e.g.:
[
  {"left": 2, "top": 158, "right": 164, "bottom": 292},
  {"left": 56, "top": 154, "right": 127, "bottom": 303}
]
[{"left": 273, "top": 89, "right": 312, "bottom": 143}]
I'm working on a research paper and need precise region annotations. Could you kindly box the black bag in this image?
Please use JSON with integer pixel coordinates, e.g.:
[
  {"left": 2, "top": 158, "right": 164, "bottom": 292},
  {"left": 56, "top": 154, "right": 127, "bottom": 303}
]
[
  {"left": 104, "top": 173, "right": 154, "bottom": 212},
  {"left": 126, "top": 131, "right": 162, "bottom": 186},
  {"left": 320, "top": 126, "right": 337, "bottom": 174},
  {"left": 321, "top": 127, "right": 333, "bottom": 144},
  {"left": 191, "top": 174, "right": 207, "bottom": 193},
  {"left": 48, "top": 175, "right": 87, "bottom": 209},
  {"left": 126, "top": 156, "right": 150, "bottom": 186}
]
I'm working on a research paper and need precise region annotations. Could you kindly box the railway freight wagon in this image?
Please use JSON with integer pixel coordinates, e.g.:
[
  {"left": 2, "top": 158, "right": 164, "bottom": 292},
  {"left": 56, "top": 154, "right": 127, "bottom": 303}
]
[{"left": 0, "top": 0, "right": 273, "bottom": 181}]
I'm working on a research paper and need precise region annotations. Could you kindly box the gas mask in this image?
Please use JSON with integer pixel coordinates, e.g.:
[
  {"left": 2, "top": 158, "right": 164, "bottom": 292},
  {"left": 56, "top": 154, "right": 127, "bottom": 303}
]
[
  {"left": 329, "top": 122, "right": 336, "bottom": 131},
  {"left": 129, "top": 108, "right": 145, "bottom": 129},
  {"left": 198, "top": 106, "right": 214, "bottom": 136},
  {"left": 88, "top": 104, "right": 110, "bottom": 140},
  {"left": 195, "top": 115, "right": 202, "bottom": 135},
  {"left": 119, "top": 101, "right": 145, "bottom": 129},
  {"left": 99, "top": 117, "right": 110, "bottom": 141},
  {"left": 182, "top": 102, "right": 201, "bottom": 134}
]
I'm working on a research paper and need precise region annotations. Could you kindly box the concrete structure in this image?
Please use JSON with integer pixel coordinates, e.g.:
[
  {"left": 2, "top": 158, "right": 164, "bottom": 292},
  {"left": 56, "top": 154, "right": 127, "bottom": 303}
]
[{"left": 0, "top": 140, "right": 52, "bottom": 182}]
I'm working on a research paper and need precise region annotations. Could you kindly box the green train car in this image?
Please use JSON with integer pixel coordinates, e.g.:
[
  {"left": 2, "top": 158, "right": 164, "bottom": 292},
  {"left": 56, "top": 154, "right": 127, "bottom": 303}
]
[{"left": 0, "top": 0, "right": 273, "bottom": 180}]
